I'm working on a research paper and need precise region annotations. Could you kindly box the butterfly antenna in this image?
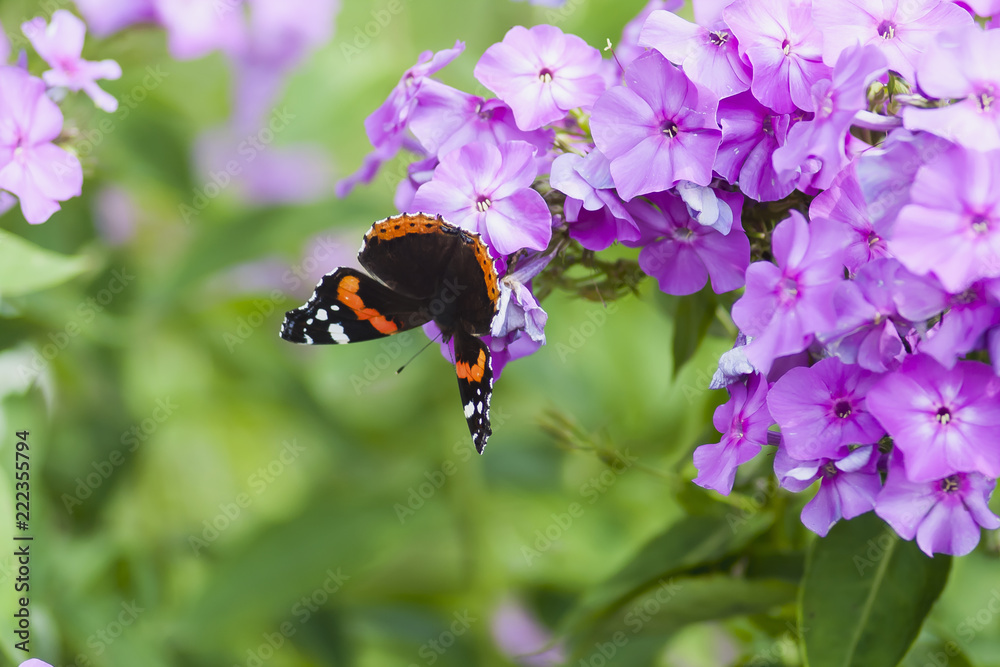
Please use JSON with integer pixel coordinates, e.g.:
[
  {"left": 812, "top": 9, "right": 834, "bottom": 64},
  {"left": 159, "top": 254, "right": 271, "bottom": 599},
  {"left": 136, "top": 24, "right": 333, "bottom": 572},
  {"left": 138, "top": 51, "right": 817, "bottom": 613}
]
[
  {"left": 588, "top": 263, "right": 608, "bottom": 307},
  {"left": 592, "top": 278, "right": 607, "bottom": 307},
  {"left": 397, "top": 332, "right": 441, "bottom": 374}
]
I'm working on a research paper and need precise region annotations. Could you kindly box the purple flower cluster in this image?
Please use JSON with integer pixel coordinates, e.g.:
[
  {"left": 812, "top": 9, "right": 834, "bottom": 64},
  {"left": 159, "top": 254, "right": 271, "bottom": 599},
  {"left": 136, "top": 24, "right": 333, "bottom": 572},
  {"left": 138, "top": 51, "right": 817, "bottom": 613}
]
[
  {"left": 339, "top": 23, "right": 595, "bottom": 374},
  {"left": 680, "top": 0, "right": 1000, "bottom": 556},
  {"left": 340, "top": 0, "right": 1000, "bottom": 555}
]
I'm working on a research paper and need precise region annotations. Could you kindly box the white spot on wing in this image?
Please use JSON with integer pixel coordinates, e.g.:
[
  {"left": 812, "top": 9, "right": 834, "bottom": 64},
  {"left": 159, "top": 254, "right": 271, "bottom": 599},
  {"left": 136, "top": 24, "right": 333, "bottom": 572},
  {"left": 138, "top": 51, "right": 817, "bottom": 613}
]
[
  {"left": 303, "top": 334, "right": 313, "bottom": 344},
  {"left": 316, "top": 309, "right": 328, "bottom": 321},
  {"left": 329, "top": 322, "right": 350, "bottom": 344},
  {"left": 464, "top": 402, "right": 475, "bottom": 418}
]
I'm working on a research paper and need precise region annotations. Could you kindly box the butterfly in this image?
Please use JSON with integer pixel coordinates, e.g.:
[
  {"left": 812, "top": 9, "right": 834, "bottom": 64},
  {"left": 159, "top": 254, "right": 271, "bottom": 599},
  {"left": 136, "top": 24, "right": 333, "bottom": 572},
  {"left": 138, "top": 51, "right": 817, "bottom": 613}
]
[{"left": 280, "top": 213, "right": 500, "bottom": 452}]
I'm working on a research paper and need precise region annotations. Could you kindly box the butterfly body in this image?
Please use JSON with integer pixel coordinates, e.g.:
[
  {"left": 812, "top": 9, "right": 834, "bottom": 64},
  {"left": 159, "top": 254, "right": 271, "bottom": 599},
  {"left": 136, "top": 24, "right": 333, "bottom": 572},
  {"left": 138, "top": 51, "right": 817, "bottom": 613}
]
[{"left": 280, "top": 213, "right": 499, "bottom": 452}]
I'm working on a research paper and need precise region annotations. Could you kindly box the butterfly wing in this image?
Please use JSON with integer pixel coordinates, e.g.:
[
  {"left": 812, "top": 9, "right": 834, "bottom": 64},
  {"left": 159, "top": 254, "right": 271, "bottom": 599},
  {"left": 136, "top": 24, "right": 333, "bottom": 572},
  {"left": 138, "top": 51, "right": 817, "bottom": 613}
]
[
  {"left": 280, "top": 268, "right": 431, "bottom": 344},
  {"left": 453, "top": 331, "right": 493, "bottom": 453},
  {"left": 361, "top": 214, "right": 499, "bottom": 335}
]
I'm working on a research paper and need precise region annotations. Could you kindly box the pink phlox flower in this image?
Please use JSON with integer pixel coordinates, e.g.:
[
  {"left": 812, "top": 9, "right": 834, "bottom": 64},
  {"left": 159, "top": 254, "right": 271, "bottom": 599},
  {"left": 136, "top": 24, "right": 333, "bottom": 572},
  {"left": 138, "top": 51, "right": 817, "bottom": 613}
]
[
  {"left": 723, "top": 0, "right": 832, "bottom": 113},
  {"left": 767, "top": 356, "right": 885, "bottom": 461},
  {"left": 774, "top": 444, "right": 882, "bottom": 537},
  {"left": 617, "top": 0, "right": 685, "bottom": 67},
  {"left": 639, "top": 8, "right": 751, "bottom": 99},
  {"left": 491, "top": 250, "right": 553, "bottom": 344},
  {"left": 812, "top": 0, "right": 972, "bottom": 83},
  {"left": 410, "top": 140, "right": 552, "bottom": 256},
  {"left": 474, "top": 24, "right": 606, "bottom": 131},
  {"left": 628, "top": 189, "right": 749, "bottom": 296},
  {"left": 590, "top": 50, "right": 721, "bottom": 200},
  {"left": 819, "top": 258, "right": 947, "bottom": 372},
  {"left": 731, "top": 210, "right": 848, "bottom": 374},
  {"left": 549, "top": 148, "right": 640, "bottom": 250},
  {"left": 875, "top": 453, "right": 1000, "bottom": 556},
  {"left": 0, "top": 66, "right": 83, "bottom": 223},
  {"left": 693, "top": 372, "right": 773, "bottom": 494},
  {"left": 772, "top": 44, "right": 888, "bottom": 192},
  {"left": 888, "top": 144, "right": 1000, "bottom": 293},
  {"left": 918, "top": 281, "right": 1000, "bottom": 368},
  {"left": 866, "top": 355, "right": 1000, "bottom": 483},
  {"left": 21, "top": 10, "right": 122, "bottom": 112},
  {"left": 715, "top": 91, "right": 794, "bottom": 202},
  {"left": 903, "top": 24, "right": 1000, "bottom": 150},
  {"left": 336, "top": 41, "right": 465, "bottom": 197}
]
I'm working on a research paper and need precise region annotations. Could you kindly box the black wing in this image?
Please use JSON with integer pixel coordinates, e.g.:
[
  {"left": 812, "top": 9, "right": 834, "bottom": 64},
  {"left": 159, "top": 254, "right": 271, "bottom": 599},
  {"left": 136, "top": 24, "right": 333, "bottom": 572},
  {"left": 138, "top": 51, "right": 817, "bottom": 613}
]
[
  {"left": 453, "top": 331, "right": 493, "bottom": 453},
  {"left": 280, "top": 268, "right": 431, "bottom": 344},
  {"left": 361, "top": 213, "right": 499, "bottom": 335}
]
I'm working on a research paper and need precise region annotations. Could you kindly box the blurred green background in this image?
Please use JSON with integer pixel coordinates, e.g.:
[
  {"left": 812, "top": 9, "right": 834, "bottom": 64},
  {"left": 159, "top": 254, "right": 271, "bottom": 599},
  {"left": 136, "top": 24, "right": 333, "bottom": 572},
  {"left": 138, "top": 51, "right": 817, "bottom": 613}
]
[{"left": 1, "top": 0, "right": 1000, "bottom": 666}]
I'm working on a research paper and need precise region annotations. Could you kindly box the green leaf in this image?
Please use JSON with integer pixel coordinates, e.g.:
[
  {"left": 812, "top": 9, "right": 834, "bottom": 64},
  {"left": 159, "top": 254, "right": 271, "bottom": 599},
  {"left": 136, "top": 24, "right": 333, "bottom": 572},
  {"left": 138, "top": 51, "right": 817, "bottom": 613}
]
[
  {"left": 745, "top": 548, "right": 808, "bottom": 584},
  {"left": 571, "top": 575, "right": 798, "bottom": 660},
  {"left": 562, "top": 513, "right": 775, "bottom": 640},
  {"left": 901, "top": 639, "right": 974, "bottom": 667},
  {"left": 0, "top": 229, "right": 91, "bottom": 297},
  {"left": 671, "top": 287, "right": 717, "bottom": 373},
  {"left": 800, "top": 513, "right": 952, "bottom": 667},
  {"left": 177, "top": 502, "right": 383, "bottom": 643}
]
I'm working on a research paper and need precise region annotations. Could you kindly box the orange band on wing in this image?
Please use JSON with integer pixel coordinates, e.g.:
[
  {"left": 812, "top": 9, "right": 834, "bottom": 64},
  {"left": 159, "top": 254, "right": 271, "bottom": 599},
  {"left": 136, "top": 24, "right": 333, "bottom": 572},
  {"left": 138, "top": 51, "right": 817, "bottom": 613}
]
[
  {"left": 337, "top": 276, "right": 398, "bottom": 333},
  {"left": 366, "top": 213, "right": 444, "bottom": 242},
  {"left": 339, "top": 292, "right": 363, "bottom": 311},
  {"left": 368, "top": 313, "right": 398, "bottom": 334},
  {"left": 456, "top": 349, "right": 486, "bottom": 382},
  {"left": 337, "top": 276, "right": 363, "bottom": 309}
]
